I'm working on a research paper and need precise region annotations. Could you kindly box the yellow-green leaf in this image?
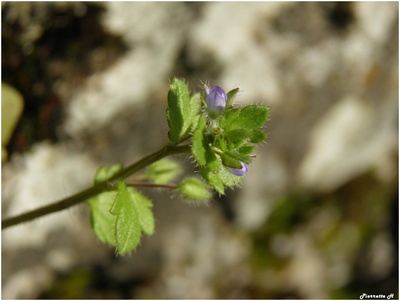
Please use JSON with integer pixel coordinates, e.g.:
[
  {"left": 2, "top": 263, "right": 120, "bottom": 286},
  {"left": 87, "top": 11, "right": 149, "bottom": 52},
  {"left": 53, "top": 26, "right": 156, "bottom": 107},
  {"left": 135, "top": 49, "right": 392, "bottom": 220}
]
[
  {"left": 2, "top": 83, "right": 24, "bottom": 161},
  {"left": 111, "top": 182, "right": 141, "bottom": 255}
]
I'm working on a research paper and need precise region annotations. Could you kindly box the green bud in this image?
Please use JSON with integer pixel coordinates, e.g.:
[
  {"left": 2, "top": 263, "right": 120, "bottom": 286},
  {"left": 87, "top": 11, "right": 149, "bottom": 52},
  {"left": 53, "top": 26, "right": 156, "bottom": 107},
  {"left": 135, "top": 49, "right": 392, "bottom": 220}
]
[
  {"left": 178, "top": 177, "right": 212, "bottom": 202},
  {"left": 146, "top": 159, "right": 181, "bottom": 184}
]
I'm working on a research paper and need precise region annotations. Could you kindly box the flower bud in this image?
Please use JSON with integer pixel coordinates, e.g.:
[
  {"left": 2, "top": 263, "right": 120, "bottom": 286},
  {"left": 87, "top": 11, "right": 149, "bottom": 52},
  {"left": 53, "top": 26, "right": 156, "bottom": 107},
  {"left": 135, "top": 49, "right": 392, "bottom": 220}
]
[
  {"left": 226, "top": 161, "right": 249, "bottom": 176},
  {"left": 206, "top": 86, "right": 227, "bottom": 115}
]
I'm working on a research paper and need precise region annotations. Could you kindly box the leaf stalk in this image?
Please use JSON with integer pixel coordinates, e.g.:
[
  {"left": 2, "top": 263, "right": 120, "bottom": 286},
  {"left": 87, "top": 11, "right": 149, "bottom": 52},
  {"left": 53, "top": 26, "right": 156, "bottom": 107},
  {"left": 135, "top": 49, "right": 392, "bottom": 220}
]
[{"left": 2, "top": 144, "right": 191, "bottom": 229}]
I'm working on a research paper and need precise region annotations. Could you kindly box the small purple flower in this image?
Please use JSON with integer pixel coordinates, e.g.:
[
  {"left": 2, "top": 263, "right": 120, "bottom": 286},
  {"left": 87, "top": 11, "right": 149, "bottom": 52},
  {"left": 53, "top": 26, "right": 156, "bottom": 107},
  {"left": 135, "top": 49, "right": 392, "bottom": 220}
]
[
  {"left": 227, "top": 161, "right": 249, "bottom": 176},
  {"left": 206, "top": 86, "right": 227, "bottom": 114}
]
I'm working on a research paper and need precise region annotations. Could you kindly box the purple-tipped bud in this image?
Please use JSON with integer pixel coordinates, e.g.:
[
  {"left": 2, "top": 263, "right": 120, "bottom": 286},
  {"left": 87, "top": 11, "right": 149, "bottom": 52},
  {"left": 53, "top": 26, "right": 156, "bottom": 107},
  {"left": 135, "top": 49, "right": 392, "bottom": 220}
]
[
  {"left": 227, "top": 161, "right": 249, "bottom": 176},
  {"left": 206, "top": 86, "right": 227, "bottom": 114}
]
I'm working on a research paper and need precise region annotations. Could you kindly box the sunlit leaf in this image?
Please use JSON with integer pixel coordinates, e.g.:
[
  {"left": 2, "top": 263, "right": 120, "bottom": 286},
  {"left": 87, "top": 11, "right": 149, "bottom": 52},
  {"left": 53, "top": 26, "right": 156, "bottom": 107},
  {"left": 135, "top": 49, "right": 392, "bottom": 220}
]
[
  {"left": 200, "top": 166, "right": 225, "bottom": 195},
  {"left": 220, "top": 105, "right": 269, "bottom": 131},
  {"left": 127, "top": 187, "right": 155, "bottom": 236},
  {"left": 226, "top": 87, "right": 239, "bottom": 108},
  {"left": 88, "top": 165, "right": 124, "bottom": 246},
  {"left": 166, "top": 78, "right": 200, "bottom": 143},
  {"left": 87, "top": 191, "right": 117, "bottom": 246},
  {"left": 110, "top": 182, "right": 141, "bottom": 255},
  {"left": 192, "top": 115, "right": 208, "bottom": 165}
]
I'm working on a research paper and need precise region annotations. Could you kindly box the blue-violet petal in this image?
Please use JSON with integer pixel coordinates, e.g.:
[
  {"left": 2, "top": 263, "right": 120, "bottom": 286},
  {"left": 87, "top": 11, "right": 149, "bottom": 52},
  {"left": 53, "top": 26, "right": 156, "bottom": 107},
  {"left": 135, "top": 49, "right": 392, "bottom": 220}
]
[
  {"left": 206, "top": 86, "right": 227, "bottom": 114},
  {"left": 227, "top": 161, "right": 249, "bottom": 176}
]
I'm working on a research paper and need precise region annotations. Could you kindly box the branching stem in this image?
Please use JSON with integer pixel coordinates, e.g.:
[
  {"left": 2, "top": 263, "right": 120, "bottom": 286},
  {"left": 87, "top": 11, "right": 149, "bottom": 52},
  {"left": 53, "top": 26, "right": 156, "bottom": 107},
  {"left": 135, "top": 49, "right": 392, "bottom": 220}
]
[{"left": 2, "top": 144, "right": 191, "bottom": 229}]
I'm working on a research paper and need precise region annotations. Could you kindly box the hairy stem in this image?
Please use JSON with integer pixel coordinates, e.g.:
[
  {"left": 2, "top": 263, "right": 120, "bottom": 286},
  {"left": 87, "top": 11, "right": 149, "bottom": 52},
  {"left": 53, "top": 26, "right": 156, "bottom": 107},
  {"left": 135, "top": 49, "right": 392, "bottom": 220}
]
[{"left": 2, "top": 144, "right": 191, "bottom": 229}]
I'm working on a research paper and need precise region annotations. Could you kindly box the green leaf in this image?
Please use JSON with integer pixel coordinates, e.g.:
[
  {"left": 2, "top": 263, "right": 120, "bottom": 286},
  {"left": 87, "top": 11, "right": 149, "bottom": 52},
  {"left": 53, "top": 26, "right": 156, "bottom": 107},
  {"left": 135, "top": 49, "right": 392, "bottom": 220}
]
[
  {"left": 222, "top": 129, "right": 249, "bottom": 147},
  {"left": 166, "top": 78, "right": 199, "bottom": 143},
  {"left": 87, "top": 164, "right": 124, "bottom": 246},
  {"left": 94, "top": 164, "right": 123, "bottom": 184},
  {"left": 178, "top": 177, "right": 212, "bottom": 202},
  {"left": 216, "top": 163, "right": 242, "bottom": 188},
  {"left": 188, "top": 92, "right": 201, "bottom": 131},
  {"left": 220, "top": 105, "right": 269, "bottom": 131},
  {"left": 222, "top": 128, "right": 266, "bottom": 147},
  {"left": 219, "top": 109, "right": 240, "bottom": 130},
  {"left": 87, "top": 191, "right": 117, "bottom": 246},
  {"left": 192, "top": 115, "right": 207, "bottom": 165},
  {"left": 110, "top": 182, "right": 141, "bottom": 255},
  {"left": 237, "top": 145, "right": 255, "bottom": 155},
  {"left": 219, "top": 152, "right": 242, "bottom": 169},
  {"left": 226, "top": 87, "right": 239, "bottom": 107},
  {"left": 200, "top": 166, "right": 225, "bottom": 195},
  {"left": 199, "top": 155, "right": 242, "bottom": 195},
  {"left": 224, "top": 150, "right": 252, "bottom": 164},
  {"left": 192, "top": 115, "right": 218, "bottom": 168},
  {"left": 217, "top": 137, "right": 227, "bottom": 152},
  {"left": 248, "top": 129, "right": 266, "bottom": 144},
  {"left": 107, "top": 182, "right": 156, "bottom": 254},
  {"left": 146, "top": 159, "right": 181, "bottom": 184},
  {"left": 127, "top": 187, "right": 155, "bottom": 236}
]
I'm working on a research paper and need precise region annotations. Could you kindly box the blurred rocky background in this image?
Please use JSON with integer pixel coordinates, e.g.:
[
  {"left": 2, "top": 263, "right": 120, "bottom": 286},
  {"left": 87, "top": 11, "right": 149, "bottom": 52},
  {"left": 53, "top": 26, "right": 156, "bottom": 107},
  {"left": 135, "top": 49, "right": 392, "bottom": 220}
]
[{"left": 2, "top": 2, "right": 398, "bottom": 299}]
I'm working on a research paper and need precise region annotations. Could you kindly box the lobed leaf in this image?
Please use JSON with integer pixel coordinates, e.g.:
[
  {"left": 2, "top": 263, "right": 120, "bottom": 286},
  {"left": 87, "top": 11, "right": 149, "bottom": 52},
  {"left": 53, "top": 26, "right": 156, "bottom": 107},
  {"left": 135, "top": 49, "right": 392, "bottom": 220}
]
[
  {"left": 199, "top": 155, "right": 242, "bottom": 195},
  {"left": 200, "top": 166, "right": 225, "bottom": 195},
  {"left": 222, "top": 128, "right": 266, "bottom": 147},
  {"left": 88, "top": 165, "right": 124, "bottom": 246},
  {"left": 111, "top": 182, "right": 142, "bottom": 255},
  {"left": 220, "top": 105, "right": 269, "bottom": 131},
  {"left": 222, "top": 129, "right": 249, "bottom": 148},
  {"left": 128, "top": 187, "right": 155, "bottom": 236},
  {"left": 219, "top": 108, "right": 240, "bottom": 130},
  {"left": 87, "top": 191, "right": 117, "bottom": 246},
  {"left": 216, "top": 165, "right": 242, "bottom": 188}
]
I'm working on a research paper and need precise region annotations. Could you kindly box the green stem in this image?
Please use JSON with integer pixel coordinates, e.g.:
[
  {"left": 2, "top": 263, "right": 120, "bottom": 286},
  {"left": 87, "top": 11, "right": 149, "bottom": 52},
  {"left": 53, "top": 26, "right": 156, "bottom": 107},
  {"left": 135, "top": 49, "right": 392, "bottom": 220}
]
[
  {"left": 126, "top": 182, "right": 177, "bottom": 190},
  {"left": 2, "top": 144, "right": 191, "bottom": 229}
]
